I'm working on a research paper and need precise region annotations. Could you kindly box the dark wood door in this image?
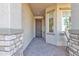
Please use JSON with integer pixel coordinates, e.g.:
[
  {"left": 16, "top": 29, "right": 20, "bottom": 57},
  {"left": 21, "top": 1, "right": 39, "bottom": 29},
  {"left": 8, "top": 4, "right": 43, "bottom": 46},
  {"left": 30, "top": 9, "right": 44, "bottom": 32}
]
[{"left": 36, "top": 19, "right": 42, "bottom": 38}]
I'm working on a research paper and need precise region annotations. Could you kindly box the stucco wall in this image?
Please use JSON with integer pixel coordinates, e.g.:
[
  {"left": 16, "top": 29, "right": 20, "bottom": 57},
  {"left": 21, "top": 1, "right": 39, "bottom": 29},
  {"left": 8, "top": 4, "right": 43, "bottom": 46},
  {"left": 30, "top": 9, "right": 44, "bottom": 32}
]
[
  {"left": 0, "top": 3, "right": 10, "bottom": 28},
  {"left": 0, "top": 3, "right": 22, "bottom": 29},
  {"left": 22, "top": 4, "right": 35, "bottom": 51},
  {"left": 71, "top": 3, "right": 79, "bottom": 30},
  {"left": 10, "top": 3, "right": 22, "bottom": 29}
]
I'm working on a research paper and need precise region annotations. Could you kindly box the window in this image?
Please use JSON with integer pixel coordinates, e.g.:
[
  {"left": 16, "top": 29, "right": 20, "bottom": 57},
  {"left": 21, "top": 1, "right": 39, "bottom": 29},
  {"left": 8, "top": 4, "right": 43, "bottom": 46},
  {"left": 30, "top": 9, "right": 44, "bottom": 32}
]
[
  {"left": 48, "top": 11, "right": 54, "bottom": 32},
  {"left": 61, "top": 11, "right": 71, "bottom": 31},
  {"left": 49, "top": 18, "right": 53, "bottom": 32}
]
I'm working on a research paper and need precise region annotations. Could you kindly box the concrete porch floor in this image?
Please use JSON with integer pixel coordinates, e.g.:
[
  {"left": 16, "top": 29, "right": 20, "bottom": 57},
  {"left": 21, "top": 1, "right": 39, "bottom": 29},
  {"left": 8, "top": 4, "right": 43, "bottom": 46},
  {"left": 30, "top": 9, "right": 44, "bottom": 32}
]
[{"left": 23, "top": 38, "right": 68, "bottom": 56}]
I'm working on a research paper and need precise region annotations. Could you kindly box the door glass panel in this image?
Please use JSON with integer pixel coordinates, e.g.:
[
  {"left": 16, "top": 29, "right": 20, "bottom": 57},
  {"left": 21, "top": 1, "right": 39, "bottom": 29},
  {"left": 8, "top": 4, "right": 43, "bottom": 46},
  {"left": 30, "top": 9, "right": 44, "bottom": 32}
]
[
  {"left": 48, "top": 11, "right": 54, "bottom": 32},
  {"left": 49, "top": 18, "right": 53, "bottom": 32}
]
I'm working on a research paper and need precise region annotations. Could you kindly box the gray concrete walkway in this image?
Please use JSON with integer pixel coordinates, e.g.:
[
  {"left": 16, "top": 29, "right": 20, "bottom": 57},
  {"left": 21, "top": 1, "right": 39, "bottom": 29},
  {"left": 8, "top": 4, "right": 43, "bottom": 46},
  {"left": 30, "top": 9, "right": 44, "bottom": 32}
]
[{"left": 23, "top": 38, "right": 68, "bottom": 56}]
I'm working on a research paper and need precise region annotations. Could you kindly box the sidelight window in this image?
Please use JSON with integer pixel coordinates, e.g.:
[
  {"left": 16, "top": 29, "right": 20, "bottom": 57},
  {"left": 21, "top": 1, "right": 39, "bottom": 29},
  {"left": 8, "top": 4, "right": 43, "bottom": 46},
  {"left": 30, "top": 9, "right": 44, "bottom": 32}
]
[{"left": 61, "top": 11, "right": 71, "bottom": 31}]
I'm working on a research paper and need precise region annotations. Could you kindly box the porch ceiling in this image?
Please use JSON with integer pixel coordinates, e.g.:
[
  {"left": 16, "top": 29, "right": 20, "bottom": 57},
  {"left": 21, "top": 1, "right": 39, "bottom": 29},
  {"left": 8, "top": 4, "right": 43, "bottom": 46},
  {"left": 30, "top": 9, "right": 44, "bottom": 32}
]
[
  {"left": 29, "top": 3, "right": 55, "bottom": 16},
  {"left": 29, "top": 3, "right": 71, "bottom": 16}
]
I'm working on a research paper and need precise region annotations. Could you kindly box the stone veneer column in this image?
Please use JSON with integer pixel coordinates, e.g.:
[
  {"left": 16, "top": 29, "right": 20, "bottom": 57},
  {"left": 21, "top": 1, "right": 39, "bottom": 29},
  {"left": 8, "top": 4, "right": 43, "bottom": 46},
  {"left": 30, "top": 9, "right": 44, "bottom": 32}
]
[{"left": 0, "top": 29, "right": 23, "bottom": 56}]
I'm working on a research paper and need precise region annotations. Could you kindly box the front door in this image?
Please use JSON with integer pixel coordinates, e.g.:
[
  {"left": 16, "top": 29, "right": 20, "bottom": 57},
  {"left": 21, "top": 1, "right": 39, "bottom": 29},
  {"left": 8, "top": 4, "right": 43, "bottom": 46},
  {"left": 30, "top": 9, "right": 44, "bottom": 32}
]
[{"left": 36, "top": 19, "right": 42, "bottom": 38}]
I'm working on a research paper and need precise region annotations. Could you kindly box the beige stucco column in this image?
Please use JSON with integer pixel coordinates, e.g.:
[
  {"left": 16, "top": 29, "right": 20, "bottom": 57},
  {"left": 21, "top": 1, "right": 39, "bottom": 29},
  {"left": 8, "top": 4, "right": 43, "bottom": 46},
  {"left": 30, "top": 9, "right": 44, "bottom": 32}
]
[
  {"left": 0, "top": 3, "right": 22, "bottom": 29},
  {"left": 71, "top": 3, "right": 79, "bottom": 30}
]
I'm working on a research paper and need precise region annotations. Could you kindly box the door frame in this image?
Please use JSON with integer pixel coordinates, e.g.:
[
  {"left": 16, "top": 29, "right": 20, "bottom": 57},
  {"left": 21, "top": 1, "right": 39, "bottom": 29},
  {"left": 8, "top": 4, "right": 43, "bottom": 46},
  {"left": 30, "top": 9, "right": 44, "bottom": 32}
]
[
  {"left": 34, "top": 16, "right": 43, "bottom": 38},
  {"left": 35, "top": 19, "right": 42, "bottom": 38}
]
